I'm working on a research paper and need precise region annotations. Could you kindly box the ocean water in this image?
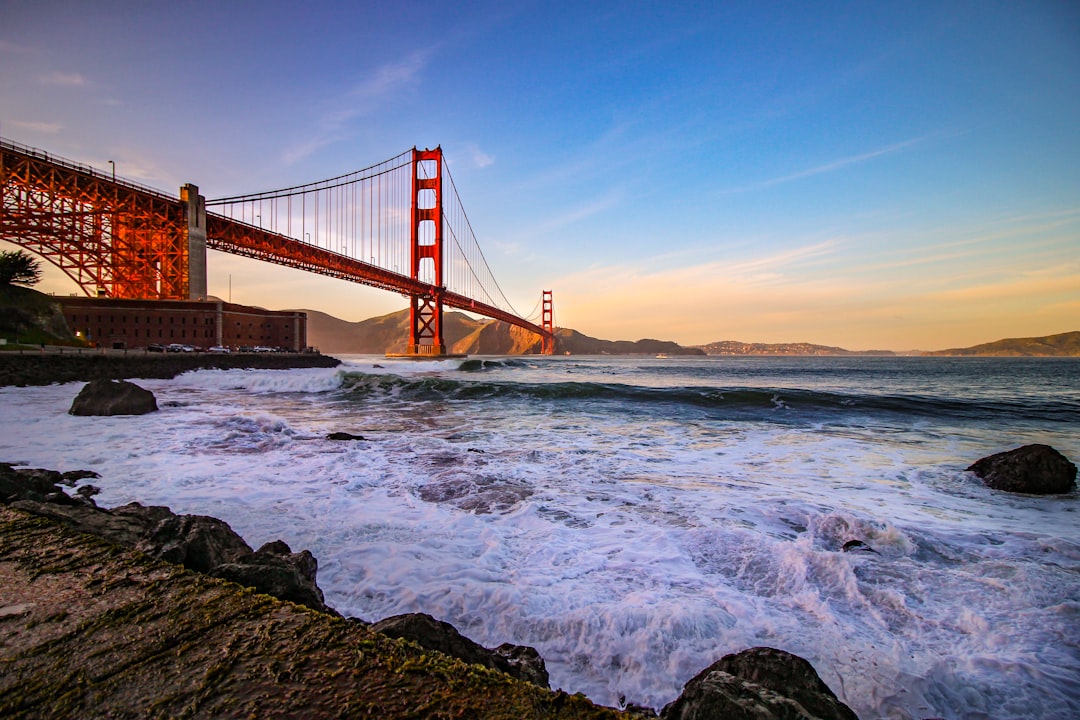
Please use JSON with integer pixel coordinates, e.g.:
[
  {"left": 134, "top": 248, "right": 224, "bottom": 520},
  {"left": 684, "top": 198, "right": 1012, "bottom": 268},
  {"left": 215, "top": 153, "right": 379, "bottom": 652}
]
[{"left": 1, "top": 355, "right": 1078, "bottom": 719}]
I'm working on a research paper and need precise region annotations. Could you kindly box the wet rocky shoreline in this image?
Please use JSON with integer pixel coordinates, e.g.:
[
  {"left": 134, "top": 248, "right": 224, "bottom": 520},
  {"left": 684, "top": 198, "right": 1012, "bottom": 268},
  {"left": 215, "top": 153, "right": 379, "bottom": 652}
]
[{"left": 0, "top": 462, "right": 862, "bottom": 719}]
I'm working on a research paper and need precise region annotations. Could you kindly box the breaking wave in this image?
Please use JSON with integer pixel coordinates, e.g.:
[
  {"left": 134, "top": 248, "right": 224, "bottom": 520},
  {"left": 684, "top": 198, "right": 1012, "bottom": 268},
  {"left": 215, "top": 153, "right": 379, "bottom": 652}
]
[{"left": 337, "top": 371, "right": 1079, "bottom": 423}]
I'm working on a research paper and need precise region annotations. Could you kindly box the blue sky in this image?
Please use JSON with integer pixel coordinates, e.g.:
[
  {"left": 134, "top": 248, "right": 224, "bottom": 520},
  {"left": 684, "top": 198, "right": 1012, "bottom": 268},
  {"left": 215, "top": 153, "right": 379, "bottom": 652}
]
[{"left": 2, "top": 1, "right": 1078, "bottom": 350}]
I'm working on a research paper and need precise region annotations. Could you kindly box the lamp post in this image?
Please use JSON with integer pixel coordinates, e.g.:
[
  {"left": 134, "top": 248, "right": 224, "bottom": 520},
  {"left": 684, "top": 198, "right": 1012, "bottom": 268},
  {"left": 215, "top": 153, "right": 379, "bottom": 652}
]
[{"left": 107, "top": 160, "right": 115, "bottom": 181}]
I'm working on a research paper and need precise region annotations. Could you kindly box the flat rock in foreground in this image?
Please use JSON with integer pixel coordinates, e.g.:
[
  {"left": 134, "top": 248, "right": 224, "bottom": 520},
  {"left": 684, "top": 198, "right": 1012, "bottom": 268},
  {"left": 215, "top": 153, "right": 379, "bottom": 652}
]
[{"left": 0, "top": 507, "right": 620, "bottom": 720}]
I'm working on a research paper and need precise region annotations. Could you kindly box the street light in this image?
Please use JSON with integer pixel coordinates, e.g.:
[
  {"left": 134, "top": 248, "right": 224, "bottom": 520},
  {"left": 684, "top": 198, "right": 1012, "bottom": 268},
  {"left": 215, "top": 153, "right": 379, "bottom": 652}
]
[
  {"left": 107, "top": 160, "right": 115, "bottom": 181},
  {"left": 256, "top": 214, "right": 261, "bottom": 228},
  {"left": 305, "top": 233, "right": 311, "bottom": 244}
]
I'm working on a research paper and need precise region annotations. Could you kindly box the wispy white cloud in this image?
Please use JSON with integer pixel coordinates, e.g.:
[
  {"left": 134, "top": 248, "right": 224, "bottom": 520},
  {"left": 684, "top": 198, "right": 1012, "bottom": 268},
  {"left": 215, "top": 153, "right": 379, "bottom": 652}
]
[
  {"left": 535, "top": 188, "right": 625, "bottom": 233},
  {"left": 283, "top": 51, "right": 430, "bottom": 165},
  {"left": 464, "top": 143, "right": 494, "bottom": 169},
  {"left": 350, "top": 51, "right": 428, "bottom": 103},
  {"left": 925, "top": 263, "right": 1080, "bottom": 304},
  {"left": 7, "top": 120, "right": 62, "bottom": 134},
  {"left": 549, "top": 221, "right": 1080, "bottom": 350},
  {"left": 722, "top": 137, "right": 926, "bottom": 194},
  {"left": 40, "top": 71, "right": 88, "bottom": 87},
  {"left": 719, "top": 239, "right": 839, "bottom": 277}
]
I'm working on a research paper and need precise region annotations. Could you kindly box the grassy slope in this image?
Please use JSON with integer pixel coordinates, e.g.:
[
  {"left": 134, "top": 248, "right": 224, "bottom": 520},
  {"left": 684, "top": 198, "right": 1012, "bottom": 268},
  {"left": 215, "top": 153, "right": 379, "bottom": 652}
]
[
  {"left": 0, "top": 285, "right": 80, "bottom": 346},
  {"left": 925, "top": 330, "right": 1080, "bottom": 356},
  {"left": 0, "top": 506, "right": 623, "bottom": 720}
]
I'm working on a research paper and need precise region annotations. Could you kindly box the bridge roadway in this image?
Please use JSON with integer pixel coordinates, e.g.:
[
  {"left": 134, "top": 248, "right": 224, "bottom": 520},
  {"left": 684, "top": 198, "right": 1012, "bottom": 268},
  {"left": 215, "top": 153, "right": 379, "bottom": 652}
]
[{"left": 205, "top": 213, "right": 546, "bottom": 336}]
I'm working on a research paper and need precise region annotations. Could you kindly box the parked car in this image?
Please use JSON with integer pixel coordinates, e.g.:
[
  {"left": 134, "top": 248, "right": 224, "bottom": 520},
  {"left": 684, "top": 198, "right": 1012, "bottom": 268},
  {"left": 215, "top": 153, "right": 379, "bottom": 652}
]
[
  {"left": 253, "top": 346, "right": 275, "bottom": 353},
  {"left": 207, "top": 346, "right": 230, "bottom": 354},
  {"left": 147, "top": 343, "right": 165, "bottom": 353},
  {"left": 165, "top": 343, "right": 185, "bottom": 353}
]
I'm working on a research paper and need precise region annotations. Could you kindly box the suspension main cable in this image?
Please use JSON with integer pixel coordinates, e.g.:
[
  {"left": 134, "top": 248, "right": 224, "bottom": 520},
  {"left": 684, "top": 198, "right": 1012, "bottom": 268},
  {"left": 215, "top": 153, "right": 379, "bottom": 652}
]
[
  {"left": 442, "top": 159, "right": 523, "bottom": 317},
  {"left": 206, "top": 150, "right": 412, "bottom": 204}
]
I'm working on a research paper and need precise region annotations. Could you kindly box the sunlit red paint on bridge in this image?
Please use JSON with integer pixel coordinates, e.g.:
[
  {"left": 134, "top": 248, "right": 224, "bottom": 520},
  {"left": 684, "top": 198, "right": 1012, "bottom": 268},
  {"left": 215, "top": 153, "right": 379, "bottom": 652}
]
[{"left": 0, "top": 138, "right": 554, "bottom": 355}]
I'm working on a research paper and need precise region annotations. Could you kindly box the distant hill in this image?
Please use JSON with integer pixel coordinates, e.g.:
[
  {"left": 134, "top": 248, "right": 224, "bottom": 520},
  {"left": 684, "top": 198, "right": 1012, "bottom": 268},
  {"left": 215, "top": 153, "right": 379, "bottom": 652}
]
[
  {"left": 923, "top": 331, "right": 1080, "bottom": 356},
  {"left": 298, "top": 309, "right": 494, "bottom": 355},
  {"left": 551, "top": 328, "right": 705, "bottom": 356},
  {"left": 695, "top": 340, "right": 894, "bottom": 356},
  {"left": 296, "top": 308, "right": 705, "bottom": 356}
]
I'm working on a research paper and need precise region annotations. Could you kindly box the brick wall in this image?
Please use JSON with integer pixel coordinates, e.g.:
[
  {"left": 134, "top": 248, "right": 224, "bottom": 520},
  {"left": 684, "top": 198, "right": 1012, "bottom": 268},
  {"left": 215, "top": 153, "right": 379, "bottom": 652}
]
[{"left": 59, "top": 298, "right": 306, "bottom": 351}]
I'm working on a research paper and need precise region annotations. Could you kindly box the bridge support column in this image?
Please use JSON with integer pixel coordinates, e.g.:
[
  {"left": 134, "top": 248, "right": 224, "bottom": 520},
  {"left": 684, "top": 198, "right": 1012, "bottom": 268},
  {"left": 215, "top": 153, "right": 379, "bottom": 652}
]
[
  {"left": 541, "top": 290, "right": 555, "bottom": 355},
  {"left": 409, "top": 292, "right": 445, "bottom": 355},
  {"left": 181, "top": 183, "right": 207, "bottom": 300},
  {"left": 408, "top": 148, "right": 446, "bottom": 355}
]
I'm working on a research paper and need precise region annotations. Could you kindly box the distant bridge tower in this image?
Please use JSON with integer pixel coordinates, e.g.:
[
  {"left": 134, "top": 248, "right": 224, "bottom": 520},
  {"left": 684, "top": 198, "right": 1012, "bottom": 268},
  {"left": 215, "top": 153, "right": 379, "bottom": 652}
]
[
  {"left": 409, "top": 147, "right": 445, "bottom": 355},
  {"left": 541, "top": 289, "right": 555, "bottom": 355}
]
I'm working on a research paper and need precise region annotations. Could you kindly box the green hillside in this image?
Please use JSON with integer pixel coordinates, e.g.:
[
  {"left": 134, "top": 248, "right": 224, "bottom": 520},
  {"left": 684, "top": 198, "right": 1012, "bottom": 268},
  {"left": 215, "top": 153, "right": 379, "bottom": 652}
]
[
  {"left": 925, "top": 331, "right": 1080, "bottom": 356},
  {"left": 0, "top": 285, "right": 82, "bottom": 348}
]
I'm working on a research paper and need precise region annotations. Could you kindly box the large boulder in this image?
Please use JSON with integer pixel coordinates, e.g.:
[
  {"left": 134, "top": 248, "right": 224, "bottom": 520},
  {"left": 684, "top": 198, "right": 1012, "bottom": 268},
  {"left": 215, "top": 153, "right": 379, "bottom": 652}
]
[
  {"left": 135, "top": 513, "right": 254, "bottom": 573},
  {"left": 661, "top": 647, "right": 858, "bottom": 720},
  {"left": 967, "top": 444, "right": 1077, "bottom": 494},
  {"left": 69, "top": 379, "right": 158, "bottom": 416},
  {"left": 212, "top": 539, "right": 333, "bottom": 614},
  {"left": 371, "top": 612, "right": 550, "bottom": 688}
]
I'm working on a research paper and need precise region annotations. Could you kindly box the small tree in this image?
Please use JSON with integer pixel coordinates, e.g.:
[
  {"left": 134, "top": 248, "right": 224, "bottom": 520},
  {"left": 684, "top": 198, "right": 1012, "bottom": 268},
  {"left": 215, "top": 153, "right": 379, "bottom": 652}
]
[{"left": 0, "top": 249, "right": 43, "bottom": 286}]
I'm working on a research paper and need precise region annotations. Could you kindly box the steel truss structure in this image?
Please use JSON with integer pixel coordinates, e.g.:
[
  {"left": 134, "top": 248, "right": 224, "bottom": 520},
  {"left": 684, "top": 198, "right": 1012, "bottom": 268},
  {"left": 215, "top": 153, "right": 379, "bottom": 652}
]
[{"left": 1, "top": 138, "right": 188, "bottom": 299}]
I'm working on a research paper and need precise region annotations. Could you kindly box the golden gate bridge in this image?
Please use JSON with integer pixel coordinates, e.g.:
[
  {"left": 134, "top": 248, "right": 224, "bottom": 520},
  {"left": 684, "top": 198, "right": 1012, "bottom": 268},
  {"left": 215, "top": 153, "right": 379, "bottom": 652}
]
[{"left": 0, "top": 137, "right": 555, "bottom": 355}]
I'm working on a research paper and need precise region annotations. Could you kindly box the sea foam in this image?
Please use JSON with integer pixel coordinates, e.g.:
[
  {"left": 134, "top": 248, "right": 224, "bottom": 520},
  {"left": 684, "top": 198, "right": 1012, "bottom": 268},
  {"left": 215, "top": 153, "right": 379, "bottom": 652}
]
[{"left": 1, "top": 357, "right": 1077, "bottom": 719}]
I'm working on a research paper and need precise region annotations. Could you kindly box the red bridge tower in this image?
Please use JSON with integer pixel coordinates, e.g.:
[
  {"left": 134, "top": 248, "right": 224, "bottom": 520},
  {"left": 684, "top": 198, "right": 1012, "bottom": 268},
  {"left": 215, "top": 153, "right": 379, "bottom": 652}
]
[
  {"left": 541, "top": 289, "right": 555, "bottom": 355},
  {"left": 409, "top": 147, "right": 445, "bottom": 355}
]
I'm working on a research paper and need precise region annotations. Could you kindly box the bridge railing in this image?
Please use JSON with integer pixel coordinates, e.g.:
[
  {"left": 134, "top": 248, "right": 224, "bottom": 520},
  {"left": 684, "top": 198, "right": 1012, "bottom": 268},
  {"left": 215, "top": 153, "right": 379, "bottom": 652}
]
[{"left": 1, "top": 137, "right": 179, "bottom": 204}]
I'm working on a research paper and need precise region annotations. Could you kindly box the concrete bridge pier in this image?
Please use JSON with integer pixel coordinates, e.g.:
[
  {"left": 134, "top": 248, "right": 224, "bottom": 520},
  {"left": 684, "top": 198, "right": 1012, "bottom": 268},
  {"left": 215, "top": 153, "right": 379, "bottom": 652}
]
[{"left": 181, "top": 183, "right": 207, "bottom": 300}]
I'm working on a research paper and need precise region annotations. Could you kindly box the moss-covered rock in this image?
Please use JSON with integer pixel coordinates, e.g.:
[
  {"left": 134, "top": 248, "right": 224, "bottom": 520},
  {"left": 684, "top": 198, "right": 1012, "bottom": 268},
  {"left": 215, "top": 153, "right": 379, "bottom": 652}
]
[{"left": 0, "top": 506, "right": 626, "bottom": 719}]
